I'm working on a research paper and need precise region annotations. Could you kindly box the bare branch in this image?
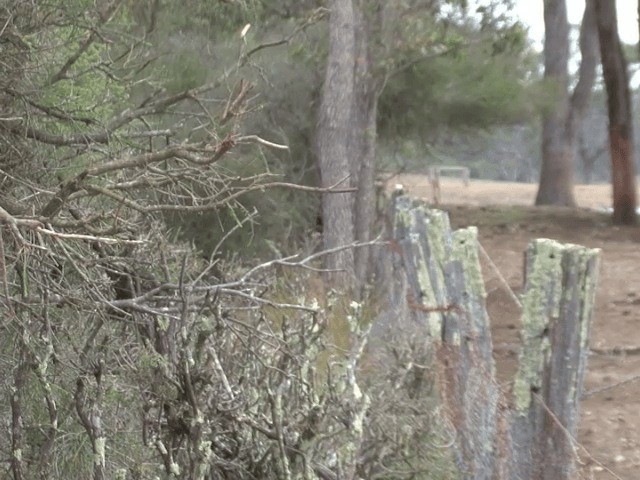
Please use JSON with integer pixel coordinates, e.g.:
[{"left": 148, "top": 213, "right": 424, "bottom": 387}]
[
  {"left": 237, "top": 134, "right": 289, "bottom": 150},
  {"left": 35, "top": 226, "right": 145, "bottom": 245}
]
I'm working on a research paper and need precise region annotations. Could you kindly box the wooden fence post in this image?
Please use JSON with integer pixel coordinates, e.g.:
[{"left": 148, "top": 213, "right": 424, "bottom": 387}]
[
  {"left": 509, "top": 239, "right": 600, "bottom": 480},
  {"left": 440, "top": 226, "right": 503, "bottom": 479},
  {"left": 391, "top": 196, "right": 502, "bottom": 479},
  {"left": 383, "top": 196, "right": 601, "bottom": 480}
]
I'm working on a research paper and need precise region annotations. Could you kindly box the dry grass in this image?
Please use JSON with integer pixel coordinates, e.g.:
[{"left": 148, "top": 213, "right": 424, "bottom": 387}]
[{"left": 388, "top": 174, "right": 614, "bottom": 210}]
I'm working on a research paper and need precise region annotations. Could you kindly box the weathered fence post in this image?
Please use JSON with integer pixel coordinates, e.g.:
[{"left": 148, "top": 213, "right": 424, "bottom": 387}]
[
  {"left": 381, "top": 194, "right": 600, "bottom": 480},
  {"left": 509, "top": 239, "right": 600, "bottom": 480},
  {"left": 390, "top": 195, "right": 502, "bottom": 479},
  {"left": 439, "top": 226, "right": 502, "bottom": 479}
]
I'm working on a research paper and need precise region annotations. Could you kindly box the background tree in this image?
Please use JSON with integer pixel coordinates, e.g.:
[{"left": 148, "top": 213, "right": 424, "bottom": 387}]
[
  {"left": 316, "top": 0, "right": 536, "bottom": 291},
  {"left": 536, "top": 0, "right": 598, "bottom": 206},
  {"left": 315, "top": 0, "right": 357, "bottom": 287},
  {"left": 352, "top": 0, "right": 379, "bottom": 289},
  {"left": 595, "top": 0, "right": 638, "bottom": 224}
]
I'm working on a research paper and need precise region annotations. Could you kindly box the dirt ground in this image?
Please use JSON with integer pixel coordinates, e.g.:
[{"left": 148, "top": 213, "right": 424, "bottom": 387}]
[{"left": 392, "top": 175, "right": 640, "bottom": 480}]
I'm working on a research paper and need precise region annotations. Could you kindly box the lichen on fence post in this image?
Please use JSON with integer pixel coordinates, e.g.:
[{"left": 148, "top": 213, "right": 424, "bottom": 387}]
[
  {"left": 390, "top": 196, "right": 502, "bottom": 479},
  {"left": 392, "top": 195, "right": 451, "bottom": 338},
  {"left": 440, "top": 226, "right": 501, "bottom": 480},
  {"left": 385, "top": 197, "right": 600, "bottom": 480},
  {"left": 509, "top": 239, "right": 600, "bottom": 480}
]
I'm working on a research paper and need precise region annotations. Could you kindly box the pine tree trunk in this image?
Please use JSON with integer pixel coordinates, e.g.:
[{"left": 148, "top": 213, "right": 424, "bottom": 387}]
[
  {"left": 353, "top": 93, "right": 377, "bottom": 291},
  {"left": 316, "top": 0, "right": 357, "bottom": 286},
  {"left": 353, "top": 0, "right": 378, "bottom": 292},
  {"left": 536, "top": 0, "right": 575, "bottom": 206},
  {"left": 595, "top": 0, "right": 638, "bottom": 225}
]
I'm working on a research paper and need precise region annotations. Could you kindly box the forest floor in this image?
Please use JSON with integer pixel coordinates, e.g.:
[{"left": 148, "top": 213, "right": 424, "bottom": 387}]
[{"left": 390, "top": 174, "right": 640, "bottom": 480}]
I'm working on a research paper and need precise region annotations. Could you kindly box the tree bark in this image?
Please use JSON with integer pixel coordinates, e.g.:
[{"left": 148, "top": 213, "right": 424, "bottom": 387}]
[
  {"left": 595, "top": 0, "right": 638, "bottom": 225},
  {"left": 536, "top": 0, "right": 574, "bottom": 206},
  {"left": 353, "top": 0, "right": 379, "bottom": 292},
  {"left": 536, "top": 0, "right": 598, "bottom": 206},
  {"left": 316, "top": 0, "right": 357, "bottom": 287},
  {"left": 568, "top": 0, "right": 599, "bottom": 135}
]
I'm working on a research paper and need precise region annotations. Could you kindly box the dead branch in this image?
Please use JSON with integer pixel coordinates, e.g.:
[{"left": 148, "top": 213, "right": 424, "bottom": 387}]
[{"left": 236, "top": 134, "right": 289, "bottom": 150}]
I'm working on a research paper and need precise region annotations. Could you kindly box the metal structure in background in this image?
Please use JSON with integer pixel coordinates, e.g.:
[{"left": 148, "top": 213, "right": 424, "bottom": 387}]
[{"left": 427, "top": 166, "right": 470, "bottom": 204}]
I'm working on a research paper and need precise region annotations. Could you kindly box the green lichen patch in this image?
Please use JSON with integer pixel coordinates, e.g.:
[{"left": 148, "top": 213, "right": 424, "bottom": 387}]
[
  {"left": 413, "top": 235, "right": 443, "bottom": 340},
  {"left": 451, "top": 227, "right": 485, "bottom": 299},
  {"left": 425, "top": 209, "right": 452, "bottom": 266},
  {"left": 513, "top": 239, "right": 565, "bottom": 413},
  {"left": 512, "top": 239, "right": 601, "bottom": 413}
]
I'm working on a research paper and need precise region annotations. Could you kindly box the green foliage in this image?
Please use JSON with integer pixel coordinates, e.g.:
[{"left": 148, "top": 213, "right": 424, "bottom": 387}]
[
  {"left": 375, "top": 0, "right": 541, "bottom": 141},
  {"left": 147, "top": 0, "right": 544, "bottom": 257},
  {"left": 123, "top": 3, "right": 327, "bottom": 261},
  {"left": 159, "top": 48, "right": 210, "bottom": 93},
  {"left": 154, "top": 0, "right": 266, "bottom": 37},
  {"left": 379, "top": 42, "right": 539, "bottom": 138},
  {"left": 35, "top": 29, "right": 128, "bottom": 128}
]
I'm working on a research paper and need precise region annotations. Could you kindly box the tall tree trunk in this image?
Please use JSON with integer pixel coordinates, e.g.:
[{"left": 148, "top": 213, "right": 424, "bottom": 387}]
[
  {"left": 595, "top": 0, "right": 638, "bottom": 225},
  {"left": 536, "top": 0, "right": 598, "bottom": 206},
  {"left": 638, "top": 0, "right": 640, "bottom": 59},
  {"left": 568, "top": 0, "right": 598, "bottom": 135},
  {"left": 536, "top": 0, "right": 574, "bottom": 206},
  {"left": 316, "top": 0, "right": 357, "bottom": 287},
  {"left": 353, "top": 0, "right": 378, "bottom": 293},
  {"left": 353, "top": 91, "right": 377, "bottom": 291}
]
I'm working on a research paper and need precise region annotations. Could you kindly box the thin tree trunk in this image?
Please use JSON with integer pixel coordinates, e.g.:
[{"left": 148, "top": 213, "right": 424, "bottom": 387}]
[
  {"left": 354, "top": 93, "right": 377, "bottom": 290},
  {"left": 316, "top": 0, "right": 357, "bottom": 287},
  {"left": 536, "top": 0, "right": 598, "bottom": 206},
  {"left": 11, "top": 355, "right": 28, "bottom": 480},
  {"left": 638, "top": 0, "right": 640, "bottom": 59},
  {"left": 353, "top": 0, "right": 379, "bottom": 292},
  {"left": 595, "top": 0, "right": 638, "bottom": 225}
]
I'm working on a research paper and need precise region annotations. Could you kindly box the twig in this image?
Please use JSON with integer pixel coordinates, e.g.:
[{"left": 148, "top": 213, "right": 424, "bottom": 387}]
[
  {"left": 0, "top": 230, "right": 9, "bottom": 301},
  {"left": 241, "top": 8, "right": 326, "bottom": 60},
  {"left": 241, "top": 179, "right": 356, "bottom": 193},
  {"left": 210, "top": 345, "right": 235, "bottom": 401},
  {"left": 125, "top": 129, "right": 173, "bottom": 138},
  {"left": 105, "top": 239, "right": 386, "bottom": 314},
  {"left": 36, "top": 227, "right": 145, "bottom": 245},
  {"left": 239, "top": 238, "right": 385, "bottom": 283},
  {"left": 217, "top": 288, "right": 320, "bottom": 312},
  {"left": 221, "top": 80, "right": 253, "bottom": 125},
  {"left": 0, "top": 206, "right": 42, "bottom": 249},
  {"left": 0, "top": 13, "right": 13, "bottom": 38},
  {"left": 237, "top": 135, "right": 288, "bottom": 150},
  {"left": 477, "top": 241, "right": 522, "bottom": 309}
]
